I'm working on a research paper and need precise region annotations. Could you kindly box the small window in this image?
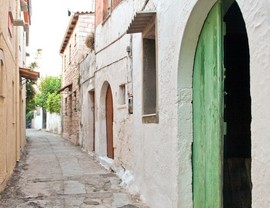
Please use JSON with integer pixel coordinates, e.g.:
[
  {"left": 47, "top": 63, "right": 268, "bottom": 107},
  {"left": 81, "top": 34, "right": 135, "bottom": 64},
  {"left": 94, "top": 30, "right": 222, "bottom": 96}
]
[
  {"left": 73, "top": 91, "right": 77, "bottom": 111},
  {"left": 12, "top": 81, "right": 15, "bottom": 123},
  {"left": 142, "top": 23, "right": 158, "bottom": 123},
  {"left": 65, "top": 97, "right": 68, "bottom": 116},
  {"left": 103, "top": 0, "right": 110, "bottom": 20},
  {"left": 74, "top": 33, "right": 77, "bottom": 46},
  {"left": 69, "top": 44, "right": 71, "bottom": 64},
  {"left": 119, "top": 84, "right": 126, "bottom": 105},
  {"left": 0, "top": 61, "right": 3, "bottom": 96},
  {"left": 143, "top": 38, "right": 156, "bottom": 115},
  {"left": 8, "top": 11, "right": 14, "bottom": 38},
  {"left": 69, "top": 95, "right": 72, "bottom": 116},
  {"left": 103, "top": 0, "right": 122, "bottom": 20},
  {"left": 112, "top": 0, "right": 122, "bottom": 10}
]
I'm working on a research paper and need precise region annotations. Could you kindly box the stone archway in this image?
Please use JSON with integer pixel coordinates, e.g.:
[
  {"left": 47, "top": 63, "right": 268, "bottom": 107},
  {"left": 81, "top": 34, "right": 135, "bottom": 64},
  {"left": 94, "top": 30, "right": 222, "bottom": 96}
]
[{"left": 177, "top": 1, "right": 253, "bottom": 207}]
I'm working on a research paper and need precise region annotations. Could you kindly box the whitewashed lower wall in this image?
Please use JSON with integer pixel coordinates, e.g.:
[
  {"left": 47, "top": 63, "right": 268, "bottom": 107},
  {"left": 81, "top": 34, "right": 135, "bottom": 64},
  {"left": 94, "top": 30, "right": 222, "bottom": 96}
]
[
  {"left": 79, "top": 51, "right": 96, "bottom": 150},
  {"left": 46, "top": 112, "right": 61, "bottom": 134},
  {"left": 31, "top": 107, "right": 43, "bottom": 130},
  {"left": 93, "top": 0, "right": 270, "bottom": 207}
]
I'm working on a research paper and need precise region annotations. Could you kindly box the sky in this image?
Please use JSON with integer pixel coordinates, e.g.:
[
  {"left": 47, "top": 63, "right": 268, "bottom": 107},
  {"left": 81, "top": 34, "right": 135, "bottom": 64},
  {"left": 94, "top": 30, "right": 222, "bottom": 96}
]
[{"left": 27, "top": 0, "right": 94, "bottom": 77}]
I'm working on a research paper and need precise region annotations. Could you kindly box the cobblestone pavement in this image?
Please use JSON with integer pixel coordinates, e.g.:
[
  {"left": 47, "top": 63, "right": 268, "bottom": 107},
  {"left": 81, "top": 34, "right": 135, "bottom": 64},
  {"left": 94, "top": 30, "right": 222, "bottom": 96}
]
[{"left": 0, "top": 129, "right": 148, "bottom": 208}]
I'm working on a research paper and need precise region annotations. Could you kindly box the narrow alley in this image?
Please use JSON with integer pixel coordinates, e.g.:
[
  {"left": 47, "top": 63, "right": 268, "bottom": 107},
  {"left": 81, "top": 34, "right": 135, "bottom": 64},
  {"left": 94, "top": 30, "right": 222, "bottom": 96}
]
[{"left": 0, "top": 130, "right": 147, "bottom": 208}]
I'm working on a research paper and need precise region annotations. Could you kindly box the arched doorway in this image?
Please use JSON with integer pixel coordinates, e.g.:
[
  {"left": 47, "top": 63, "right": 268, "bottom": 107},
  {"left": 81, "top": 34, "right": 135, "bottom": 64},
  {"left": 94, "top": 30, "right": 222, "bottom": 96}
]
[
  {"left": 106, "top": 85, "right": 114, "bottom": 159},
  {"left": 223, "top": 2, "right": 251, "bottom": 207},
  {"left": 192, "top": 1, "right": 251, "bottom": 207}
]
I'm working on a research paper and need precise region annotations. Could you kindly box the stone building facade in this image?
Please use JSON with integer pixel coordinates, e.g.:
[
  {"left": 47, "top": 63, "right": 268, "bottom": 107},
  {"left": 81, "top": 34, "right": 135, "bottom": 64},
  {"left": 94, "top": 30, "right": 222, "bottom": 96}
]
[
  {"left": 0, "top": 0, "right": 38, "bottom": 191},
  {"left": 76, "top": 0, "right": 270, "bottom": 207},
  {"left": 79, "top": 50, "right": 95, "bottom": 151},
  {"left": 59, "top": 12, "right": 95, "bottom": 145}
]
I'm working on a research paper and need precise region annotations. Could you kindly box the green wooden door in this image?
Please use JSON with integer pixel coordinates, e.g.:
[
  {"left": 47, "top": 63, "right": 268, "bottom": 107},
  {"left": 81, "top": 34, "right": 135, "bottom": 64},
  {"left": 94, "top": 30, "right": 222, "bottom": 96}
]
[{"left": 193, "top": 2, "right": 224, "bottom": 208}]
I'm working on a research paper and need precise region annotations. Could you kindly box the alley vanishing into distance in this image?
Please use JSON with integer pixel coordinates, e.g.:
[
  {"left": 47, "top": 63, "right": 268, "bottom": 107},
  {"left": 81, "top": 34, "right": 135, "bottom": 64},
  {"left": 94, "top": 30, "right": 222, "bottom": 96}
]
[{"left": 0, "top": 130, "right": 147, "bottom": 208}]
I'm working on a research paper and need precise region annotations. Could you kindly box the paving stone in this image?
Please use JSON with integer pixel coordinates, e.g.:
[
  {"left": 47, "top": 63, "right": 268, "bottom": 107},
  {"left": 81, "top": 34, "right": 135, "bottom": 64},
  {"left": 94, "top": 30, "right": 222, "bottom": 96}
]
[
  {"left": 64, "top": 181, "right": 86, "bottom": 195},
  {"left": 118, "top": 205, "right": 139, "bottom": 208},
  {"left": 0, "top": 130, "right": 148, "bottom": 208}
]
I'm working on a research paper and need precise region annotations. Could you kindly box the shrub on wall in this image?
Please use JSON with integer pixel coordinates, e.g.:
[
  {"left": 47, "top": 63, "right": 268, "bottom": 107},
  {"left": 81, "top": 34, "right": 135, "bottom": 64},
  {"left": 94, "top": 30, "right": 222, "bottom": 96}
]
[
  {"left": 35, "top": 76, "right": 61, "bottom": 113},
  {"left": 46, "top": 92, "right": 61, "bottom": 113}
]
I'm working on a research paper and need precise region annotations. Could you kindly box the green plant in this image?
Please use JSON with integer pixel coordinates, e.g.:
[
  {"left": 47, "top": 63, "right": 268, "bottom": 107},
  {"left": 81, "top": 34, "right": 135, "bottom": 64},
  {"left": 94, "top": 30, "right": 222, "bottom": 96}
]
[
  {"left": 45, "top": 92, "right": 61, "bottom": 113},
  {"left": 35, "top": 76, "right": 61, "bottom": 108},
  {"left": 35, "top": 76, "right": 61, "bottom": 113},
  {"left": 26, "top": 110, "right": 34, "bottom": 121},
  {"left": 25, "top": 48, "right": 42, "bottom": 121}
]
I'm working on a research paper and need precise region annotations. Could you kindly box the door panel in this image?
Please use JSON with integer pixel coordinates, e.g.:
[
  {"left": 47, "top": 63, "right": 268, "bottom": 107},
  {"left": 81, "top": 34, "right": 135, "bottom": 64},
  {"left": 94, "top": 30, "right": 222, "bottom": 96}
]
[
  {"left": 106, "top": 86, "right": 114, "bottom": 159},
  {"left": 193, "top": 2, "right": 224, "bottom": 208}
]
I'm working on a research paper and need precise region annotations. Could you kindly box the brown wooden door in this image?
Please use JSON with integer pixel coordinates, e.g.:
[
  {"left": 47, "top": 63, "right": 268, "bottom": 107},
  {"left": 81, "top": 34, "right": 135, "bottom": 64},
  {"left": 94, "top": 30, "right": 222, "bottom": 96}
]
[{"left": 106, "top": 86, "right": 114, "bottom": 159}]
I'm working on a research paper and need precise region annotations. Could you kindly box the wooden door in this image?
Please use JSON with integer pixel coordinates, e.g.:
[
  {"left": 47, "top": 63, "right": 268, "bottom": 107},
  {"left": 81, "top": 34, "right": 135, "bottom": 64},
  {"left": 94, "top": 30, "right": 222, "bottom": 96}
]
[
  {"left": 106, "top": 86, "right": 114, "bottom": 159},
  {"left": 192, "top": 2, "right": 224, "bottom": 208}
]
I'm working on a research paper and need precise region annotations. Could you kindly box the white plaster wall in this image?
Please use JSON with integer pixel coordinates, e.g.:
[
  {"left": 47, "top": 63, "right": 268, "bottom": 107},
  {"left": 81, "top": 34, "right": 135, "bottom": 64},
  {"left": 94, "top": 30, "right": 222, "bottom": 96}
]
[
  {"left": 46, "top": 112, "right": 61, "bottom": 134},
  {"left": 176, "top": 0, "right": 270, "bottom": 207},
  {"left": 32, "top": 107, "right": 43, "bottom": 130},
  {"left": 95, "top": 0, "right": 180, "bottom": 207},
  {"left": 95, "top": 0, "right": 135, "bottom": 167},
  {"left": 94, "top": 0, "right": 270, "bottom": 207},
  {"left": 95, "top": 58, "right": 132, "bottom": 159},
  {"left": 239, "top": 1, "right": 270, "bottom": 207},
  {"left": 80, "top": 51, "right": 96, "bottom": 150},
  {"left": 131, "top": 4, "right": 180, "bottom": 207}
]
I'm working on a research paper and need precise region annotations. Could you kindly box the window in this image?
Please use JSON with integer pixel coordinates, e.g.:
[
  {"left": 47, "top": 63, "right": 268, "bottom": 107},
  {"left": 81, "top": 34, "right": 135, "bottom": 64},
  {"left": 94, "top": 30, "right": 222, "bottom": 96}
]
[
  {"left": 69, "top": 44, "right": 71, "bottom": 64},
  {"left": 103, "top": 0, "right": 110, "bottom": 20},
  {"left": 0, "top": 61, "right": 3, "bottom": 97},
  {"left": 74, "top": 33, "right": 77, "bottom": 46},
  {"left": 12, "top": 81, "right": 15, "bottom": 124},
  {"left": 8, "top": 11, "right": 13, "bottom": 38},
  {"left": 143, "top": 38, "right": 156, "bottom": 114},
  {"left": 119, "top": 84, "right": 126, "bottom": 105},
  {"left": 96, "top": 0, "right": 122, "bottom": 25},
  {"left": 142, "top": 23, "right": 158, "bottom": 123},
  {"left": 69, "top": 95, "right": 72, "bottom": 116},
  {"left": 103, "top": 0, "right": 122, "bottom": 20},
  {"left": 112, "top": 0, "right": 122, "bottom": 10},
  {"left": 65, "top": 97, "right": 68, "bottom": 115},
  {"left": 73, "top": 91, "right": 77, "bottom": 111}
]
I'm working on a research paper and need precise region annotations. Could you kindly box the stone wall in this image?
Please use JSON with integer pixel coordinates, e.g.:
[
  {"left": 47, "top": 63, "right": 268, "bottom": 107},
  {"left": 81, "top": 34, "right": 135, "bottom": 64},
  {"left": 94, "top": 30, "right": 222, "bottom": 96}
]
[
  {"left": 79, "top": 51, "right": 96, "bottom": 151},
  {"left": 61, "top": 13, "right": 95, "bottom": 145}
]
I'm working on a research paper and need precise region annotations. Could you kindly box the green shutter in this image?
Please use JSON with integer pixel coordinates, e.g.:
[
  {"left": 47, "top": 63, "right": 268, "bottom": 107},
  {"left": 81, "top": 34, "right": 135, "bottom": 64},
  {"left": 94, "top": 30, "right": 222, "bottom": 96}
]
[{"left": 193, "top": 2, "right": 224, "bottom": 208}]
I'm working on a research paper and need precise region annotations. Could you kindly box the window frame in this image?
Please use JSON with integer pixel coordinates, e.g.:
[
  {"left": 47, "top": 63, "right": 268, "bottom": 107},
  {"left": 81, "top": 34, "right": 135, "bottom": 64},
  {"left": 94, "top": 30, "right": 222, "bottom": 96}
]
[
  {"left": 141, "top": 19, "right": 159, "bottom": 124},
  {"left": 102, "top": 0, "right": 122, "bottom": 23},
  {"left": 118, "top": 84, "right": 126, "bottom": 106}
]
